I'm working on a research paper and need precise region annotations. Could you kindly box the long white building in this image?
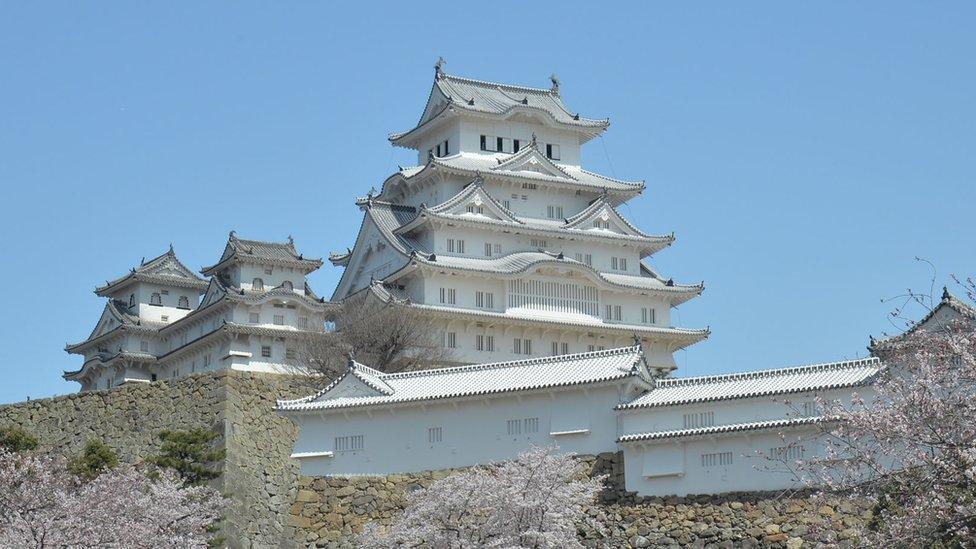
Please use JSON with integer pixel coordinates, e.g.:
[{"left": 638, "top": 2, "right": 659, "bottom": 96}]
[
  {"left": 64, "top": 234, "right": 333, "bottom": 391},
  {"left": 279, "top": 347, "right": 880, "bottom": 497},
  {"left": 329, "top": 61, "right": 707, "bottom": 371}
]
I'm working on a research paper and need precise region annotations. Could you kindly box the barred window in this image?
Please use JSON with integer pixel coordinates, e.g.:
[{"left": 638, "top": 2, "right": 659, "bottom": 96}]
[
  {"left": 150, "top": 293, "right": 162, "bottom": 305},
  {"left": 427, "top": 427, "right": 442, "bottom": 444},
  {"left": 261, "top": 346, "right": 272, "bottom": 358},
  {"left": 769, "top": 445, "right": 805, "bottom": 461},
  {"left": 506, "top": 419, "right": 521, "bottom": 435},
  {"left": 444, "top": 332, "right": 457, "bottom": 349},
  {"left": 252, "top": 278, "right": 264, "bottom": 291},
  {"left": 701, "top": 452, "right": 733, "bottom": 468},
  {"left": 273, "top": 314, "right": 285, "bottom": 325},
  {"left": 178, "top": 296, "right": 190, "bottom": 309},
  {"left": 683, "top": 411, "right": 715, "bottom": 429},
  {"left": 249, "top": 312, "right": 260, "bottom": 323},
  {"left": 524, "top": 417, "right": 539, "bottom": 433},
  {"left": 334, "top": 435, "right": 364, "bottom": 452}
]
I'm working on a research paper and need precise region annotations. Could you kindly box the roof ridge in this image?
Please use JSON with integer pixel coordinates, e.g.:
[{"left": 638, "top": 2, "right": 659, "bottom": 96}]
[
  {"left": 440, "top": 73, "right": 554, "bottom": 95},
  {"left": 619, "top": 416, "right": 824, "bottom": 442},
  {"left": 379, "top": 345, "right": 642, "bottom": 380},
  {"left": 655, "top": 357, "right": 881, "bottom": 388}
]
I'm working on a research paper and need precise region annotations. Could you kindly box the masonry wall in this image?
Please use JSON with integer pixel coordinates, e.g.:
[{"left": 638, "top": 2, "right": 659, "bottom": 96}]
[
  {"left": 289, "top": 452, "right": 873, "bottom": 548},
  {"left": 0, "top": 371, "right": 323, "bottom": 549}
]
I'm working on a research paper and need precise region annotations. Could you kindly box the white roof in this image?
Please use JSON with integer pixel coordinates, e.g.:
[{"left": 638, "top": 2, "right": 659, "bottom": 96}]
[
  {"left": 619, "top": 417, "right": 824, "bottom": 443},
  {"left": 277, "top": 346, "right": 652, "bottom": 413},
  {"left": 618, "top": 357, "right": 881, "bottom": 410}
]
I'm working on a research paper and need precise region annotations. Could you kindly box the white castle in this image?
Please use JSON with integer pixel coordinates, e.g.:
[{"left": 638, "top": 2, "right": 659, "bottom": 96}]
[
  {"left": 65, "top": 235, "right": 332, "bottom": 391},
  {"left": 330, "top": 60, "right": 707, "bottom": 369},
  {"left": 65, "top": 62, "right": 976, "bottom": 497}
]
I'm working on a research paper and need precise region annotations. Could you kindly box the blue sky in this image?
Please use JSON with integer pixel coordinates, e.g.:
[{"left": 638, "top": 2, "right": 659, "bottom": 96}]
[{"left": 1, "top": 2, "right": 972, "bottom": 403}]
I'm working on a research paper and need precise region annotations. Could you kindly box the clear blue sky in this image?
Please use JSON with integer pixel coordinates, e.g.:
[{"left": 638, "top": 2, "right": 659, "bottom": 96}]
[{"left": 1, "top": 2, "right": 973, "bottom": 403}]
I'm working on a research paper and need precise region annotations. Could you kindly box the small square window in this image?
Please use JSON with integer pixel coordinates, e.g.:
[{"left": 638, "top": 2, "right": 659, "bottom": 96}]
[{"left": 261, "top": 346, "right": 272, "bottom": 358}]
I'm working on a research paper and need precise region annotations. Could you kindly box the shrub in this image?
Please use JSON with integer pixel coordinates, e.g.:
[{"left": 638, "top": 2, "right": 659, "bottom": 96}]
[
  {"left": 150, "top": 429, "right": 225, "bottom": 486},
  {"left": 0, "top": 426, "right": 38, "bottom": 453},
  {"left": 68, "top": 439, "right": 119, "bottom": 480}
]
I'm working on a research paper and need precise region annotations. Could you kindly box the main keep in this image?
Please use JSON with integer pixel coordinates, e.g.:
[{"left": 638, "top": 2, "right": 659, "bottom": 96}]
[{"left": 329, "top": 62, "right": 707, "bottom": 369}]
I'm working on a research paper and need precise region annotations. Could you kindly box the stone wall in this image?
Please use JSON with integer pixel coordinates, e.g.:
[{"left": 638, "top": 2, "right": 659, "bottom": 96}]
[
  {"left": 0, "top": 371, "right": 323, "bottom": 549},
  {"left": 289, "top": 452, "right": 872, "bottom": 548}
]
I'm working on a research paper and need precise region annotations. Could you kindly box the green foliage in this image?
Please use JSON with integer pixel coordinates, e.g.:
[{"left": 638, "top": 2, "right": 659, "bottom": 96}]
[
  {"left": 68, "top": 440, "right": 119, "bottom": 480},
  {"left": 0, "top": 426, "right": 38, "bottom": 453},
  {"left": 150, "top": 428, "right": 226, "bottom": 487}
]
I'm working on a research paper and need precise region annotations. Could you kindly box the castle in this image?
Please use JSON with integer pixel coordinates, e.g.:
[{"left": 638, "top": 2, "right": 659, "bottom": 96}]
[{"left": 65, "top": 62, "right": 975, "bottom": 498}]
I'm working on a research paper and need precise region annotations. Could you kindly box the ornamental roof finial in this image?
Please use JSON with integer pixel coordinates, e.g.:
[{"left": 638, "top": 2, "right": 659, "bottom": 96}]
[
  {"left": 550, "top": 73, "right": 560, "bottom": 95},
  {"left": 229, "top": 230, "right": 237, "bottom": 240},
  {"left": 434, "top": 57, "right": 446, "bottom": 79},
  {"left": 287, "top": 235, "right": 294, "bottom": 246},
  {"left": 531, "top": 133, "right": 538, "bottom": 147},
  {"left": 345, "top": 352, "right": 356, "bottom": 369},
  {"left": 942, "top": 286, "right": 951, "bottom": 301}
]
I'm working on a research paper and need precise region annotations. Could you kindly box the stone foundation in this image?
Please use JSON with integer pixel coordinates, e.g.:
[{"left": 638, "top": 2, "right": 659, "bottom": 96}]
[{"left": 289, "top": 452, "right": 872, "bottom": 548}]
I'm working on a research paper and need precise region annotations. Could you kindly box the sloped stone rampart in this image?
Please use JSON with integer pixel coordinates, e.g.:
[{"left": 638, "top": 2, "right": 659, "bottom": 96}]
[{"left": 289, "top": 452, "right": 872, "bottom": 548}]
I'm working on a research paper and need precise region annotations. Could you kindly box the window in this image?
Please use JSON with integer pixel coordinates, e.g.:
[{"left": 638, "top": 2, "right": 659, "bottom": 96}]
[
  {"left": 128, "top": 294, "right": 135, "bottom": 308},
  {"left": 447, "top": 239, "right": 465, "bottom": 254},
  {"left": 521, "top": 182, "right": 538, "bottom": 190},
  {"left": 334, "top": 435, "right": 364, "bottom": 452},
  {"left": 249, "top": 312, "right": 260, "bottom": 323},
  {"left": 529, "top": 238, "right": 549, "bottom": 249},
  {"left": 611, "top": 257, "right": 628, "bottom": 271},
  {"left": 150, "top": 293, "right": 162, "bottom": 306},
  {"left": 475, "top": 291, "right": 494, "bottom": 309},
  {"left": 252, "top": 278, "right": 264, "bottom": 291},
  {"left": 594, "top": 219, "right": 611, "bottom": 230},
  {"left": 502, "top": 200, "right": 511, "bottom": 210},
  {"left": 285, "top": 348, "right": 296, "bottom": 360},
  {"left": 524, "top": 417, "right": 539, "bottom": 433},
  {"left": 551, "top": 341, "right": 569, "bottom": 356},
  {"left": 587, "top": 344, "right": 606, "bottom": 352},
  {"left": 480, "top": 134, "right": 498, "bottom": 152},
  {"left": 273, "top": 314, "right": 285, "bottom": 325},
  {"left": 160, "top": 289, "right": 169, "bottom": 295},
  {"left": 264, "top": 267, "right": 273, "bottom": 275},
  {"left": 434, "top": 139, "right": 449, "bottom": 157},
  {"left": 151, "top": 374, "right": 157, "bottom": 382},
  {"left": 466, "top": 204, "right": 484, "bottom": 214},
  {"left": 545, "top": 143, "right": 561, "bottom": 161},
  {"left": 683, "top": 411, "right": 715, "bottom": 429},
  {"left": 427, "top": 427, "right": 443, "bottom": 444},
  {"left": 484, "top": 243, "right": 502, "bottom": 257},
  {"left": 261, "top": 346, "right": 272, "bottom": 358},
  {"left": 203, "top": 354, "right": 211, "bottom": 367},
  {"left": 282, "top": 281, "right": 294, "bottom": 291},
  {"left": 701, "top": 452, "right": 733, "bottom": 468},
  {"left": 573, "top": 252, "right": 593, "bottom": 267},
  {"left": 444, "top": 332, "right": 457, "bottom": 349},
  {"left": 513, "top": 338, "right": 532, "bottom": 355},
  {"left": 769, "top": 445, "right": 805, "bottom": 461},
  {"left": 604, "top": 305, "right": 622, "bottom": 322},
  {"left": 641, "top": 307, "right": 656, "bottom": 324},
  {"left": 801, "top": 401, "right": 818, "bottom": 417},
  {"left": 439, "top": 288, "right": 457, "bottom": 305},
  {"left": 140, "top": 340, "right": 149, "bottom": 352},
  {"left": 476, "top": 334, "right": 495, "bottom": 352},
  {"left": 298, "top": 316, "right": 309, "bottom": 329},
  {"left": 178, "top": 296, "right": 190, "bottom": 309},
  {"left": 546, "top": 205, "right": 564, "bottom": 219},
  {"left": 507, "top": 419, "right": 521, "bottom": 435}
]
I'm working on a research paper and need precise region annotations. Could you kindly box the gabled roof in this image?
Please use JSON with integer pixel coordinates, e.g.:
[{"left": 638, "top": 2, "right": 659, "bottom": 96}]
[
  {"left": 390, "top": 69, "right": 609, "bottom": 148},
  {"left": 95, "top": 246, "right": 208, "bottom": 297},
  {"left": 492, "top": 141, "right": 577, "bottom": 180},
  {"left": 65, "top": 300, "right": 158, "bottom": 353},
  {"left": 564, "top": 196, "right": 652, "bottom": 238},
  {"left": 618, "top": 357, "right": 881, "bottom": 410},
  {"left": 378, "top": 152, "right": 644, "bottom": 203},
  {"left": 424, "top": 178, "right": 522, "bottom": 221},
  {"left": 277, "top": 346, "right": 652, "bottom": 413},
  {"left": 201, "top": 232, "right": 323, "bottom": 276},
  {"left": 870, "top": 287, "right": 976, "bottom": 352},
  {"left": 63, "top": 350, "right": 157, "bottom": 381},
  {"left": 391, "top": 251, "right": 703, "bottom": 303},
  {"left": 618, "top": 417, "right": 824, "bottom": 444}
]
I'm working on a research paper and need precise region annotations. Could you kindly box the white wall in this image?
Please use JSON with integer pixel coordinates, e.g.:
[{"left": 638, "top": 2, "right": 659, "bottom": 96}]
[{"left": 291, "top": 383, "right": 629, "bottom": 476}]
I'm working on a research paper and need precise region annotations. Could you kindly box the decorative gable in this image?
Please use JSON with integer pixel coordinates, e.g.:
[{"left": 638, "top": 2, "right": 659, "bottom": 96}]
[
  {"left": 143, "top": 253, "right": 200, "bottom": 282},
  {"left": 564, "top": 199, "right": 649, "bottom": 238},
  {"left": 199, "top": 279, "right": 228, "bottom": 309},
  {"left": 427, "top": 181, "right": 521, "bottom": 224},
  {"left": 492, "top": 147, "right": 575, "bottom": 181}
]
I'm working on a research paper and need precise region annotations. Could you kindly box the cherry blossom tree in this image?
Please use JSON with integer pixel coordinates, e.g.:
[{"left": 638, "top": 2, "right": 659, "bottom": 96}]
[
  {"left": 357, "top": 446, "right": 606, "bottom": 549},
  {"left": 779, "top": 278, "right": 976, "bottom": 546},
  {"left": 0, "top": 450, "right": 230, "bottom": 548}
]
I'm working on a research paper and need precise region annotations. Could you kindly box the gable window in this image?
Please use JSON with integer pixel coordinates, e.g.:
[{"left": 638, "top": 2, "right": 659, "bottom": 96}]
[
  {"left": 252, "top": 278, "right": 264, "bottom": 291},
  {"left": 595, "top": 219, "right": 611, "bottom": 229},
  {"left": 427, "top": 427, "right": 443, "bottom": 444},
  {"left": 641, "top": 307, "right": 656, "bottom": 324},
  {"left": 545, "top": 143, "right": 561, "bottom": 161},
  {"left": 513, "top": 338, "right": 532, "bottom": 355},
  {"left": 128, "top": 294, "right": 135, "bottom": 308},
  {"left": 281, "top": 281, "right": 294, "bottom": 291},
  {"left": 466, "top": 204, "right": 484, "bottom": 214},
  {"left": 178, "top": 296, "right": 190, "bottom": 309},
  {"left": 150, "top": 293, "right": 162, "bottom": 306},
  {"left": 546, "top": 205, "right": 564, "bottom": 219},
  {"left": 334, "top": 435, "right": 364, "bottom": 452},
  {"left": 261, "top": 345, "right": 272, "bottom": 358},
  {"left": 444, "top": 332, "right": 457, "bottom": 349}
]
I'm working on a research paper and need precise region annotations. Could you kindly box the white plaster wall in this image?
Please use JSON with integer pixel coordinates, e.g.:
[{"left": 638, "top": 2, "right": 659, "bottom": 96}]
[
  {"left": 457, "top": 118, "right": 582, "bottom": 166},
  {"left": 132, "top": 282, "right": 198, "bottom": 323},
  {"left": 237, "top": 262, "right": 307, "bottom": 294},
  {"left": 291, "top": 383, "right": 629, "bottom": 476},
  {"left": 415, "top": 119, "right": 462, "bottom": 165}
]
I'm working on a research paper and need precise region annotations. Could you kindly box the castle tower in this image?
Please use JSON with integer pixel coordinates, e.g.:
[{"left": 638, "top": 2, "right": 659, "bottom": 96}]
[{"left": 329, "top": 63, "right": 708, "bottom": 372}]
